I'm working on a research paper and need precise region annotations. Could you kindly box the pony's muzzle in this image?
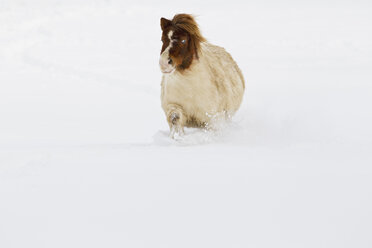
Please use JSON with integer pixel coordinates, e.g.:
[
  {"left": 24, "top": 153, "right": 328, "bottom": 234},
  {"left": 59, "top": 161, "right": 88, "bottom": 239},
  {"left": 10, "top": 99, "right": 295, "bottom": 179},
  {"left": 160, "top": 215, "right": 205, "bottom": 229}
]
[{"left": 159, "top": 56, "right": 175, "bottom": 74}]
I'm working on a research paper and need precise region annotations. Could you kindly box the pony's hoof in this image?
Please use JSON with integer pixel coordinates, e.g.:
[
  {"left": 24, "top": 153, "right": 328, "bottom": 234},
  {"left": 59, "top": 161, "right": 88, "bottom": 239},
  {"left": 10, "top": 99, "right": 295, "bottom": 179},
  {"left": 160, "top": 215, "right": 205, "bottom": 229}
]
[{"left": 169, "top": 125, "right": 184, "bottom": 139}]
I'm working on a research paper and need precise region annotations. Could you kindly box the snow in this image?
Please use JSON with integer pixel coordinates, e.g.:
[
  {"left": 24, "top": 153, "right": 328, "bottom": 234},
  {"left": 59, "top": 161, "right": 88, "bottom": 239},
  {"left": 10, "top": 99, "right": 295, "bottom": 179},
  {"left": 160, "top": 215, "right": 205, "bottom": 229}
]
[{"left": 1, "top": 0, "right": 372, "bottom": 247}]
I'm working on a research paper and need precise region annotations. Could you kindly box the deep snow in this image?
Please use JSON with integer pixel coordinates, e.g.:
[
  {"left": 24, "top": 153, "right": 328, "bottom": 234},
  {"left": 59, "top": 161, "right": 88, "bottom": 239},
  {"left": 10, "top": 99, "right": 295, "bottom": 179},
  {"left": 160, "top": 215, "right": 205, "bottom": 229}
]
[{"left": 0, "top": 1, "right": 372, "bottom": 247}]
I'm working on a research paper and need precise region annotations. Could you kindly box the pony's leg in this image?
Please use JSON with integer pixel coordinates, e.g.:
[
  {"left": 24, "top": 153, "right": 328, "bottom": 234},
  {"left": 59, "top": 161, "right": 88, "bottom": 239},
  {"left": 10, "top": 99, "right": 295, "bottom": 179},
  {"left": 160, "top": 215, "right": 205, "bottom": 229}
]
[
  {"left": 166, "top": 106, "right": 185, "bottom": 138},
  {"left": 169, "top": 125, "right": 176, "bottom": 139}
]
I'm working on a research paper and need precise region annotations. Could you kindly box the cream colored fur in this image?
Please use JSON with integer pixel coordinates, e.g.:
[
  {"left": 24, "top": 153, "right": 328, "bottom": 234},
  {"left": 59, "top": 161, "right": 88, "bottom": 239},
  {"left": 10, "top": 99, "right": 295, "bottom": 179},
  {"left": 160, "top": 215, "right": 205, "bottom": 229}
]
[{"left": 161, "top": 42, "right": 245, "bottom": 137}]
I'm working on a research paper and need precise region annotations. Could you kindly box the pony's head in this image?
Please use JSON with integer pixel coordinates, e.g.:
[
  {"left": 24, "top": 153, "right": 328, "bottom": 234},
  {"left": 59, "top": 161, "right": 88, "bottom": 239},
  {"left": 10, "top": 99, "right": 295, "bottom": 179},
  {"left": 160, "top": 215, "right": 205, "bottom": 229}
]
[{"left": 159, "top": 14, "right": 206, "bottom": 74}]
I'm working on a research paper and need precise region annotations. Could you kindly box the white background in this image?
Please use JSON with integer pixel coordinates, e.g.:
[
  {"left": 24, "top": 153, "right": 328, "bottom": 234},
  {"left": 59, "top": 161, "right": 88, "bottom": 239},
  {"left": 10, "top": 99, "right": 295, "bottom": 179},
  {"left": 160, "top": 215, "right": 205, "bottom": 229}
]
[{"left": 0, "top": 0, "right": 371, "bottom": 247}]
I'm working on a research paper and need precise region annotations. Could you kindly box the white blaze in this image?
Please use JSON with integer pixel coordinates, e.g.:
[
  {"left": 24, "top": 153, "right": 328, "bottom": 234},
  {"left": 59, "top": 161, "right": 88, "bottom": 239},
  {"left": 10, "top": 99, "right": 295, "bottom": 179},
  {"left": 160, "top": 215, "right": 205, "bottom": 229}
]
[{"left": 159, "top": 30, "right": 175, "bottom": 73}]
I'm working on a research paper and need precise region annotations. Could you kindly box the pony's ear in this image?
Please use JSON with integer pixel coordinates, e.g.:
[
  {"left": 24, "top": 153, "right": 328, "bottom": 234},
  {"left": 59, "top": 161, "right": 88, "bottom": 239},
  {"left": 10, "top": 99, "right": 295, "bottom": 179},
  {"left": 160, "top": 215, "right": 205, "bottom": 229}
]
[{"left": 160, "top": 17, "right": 172, "bottom": 30}]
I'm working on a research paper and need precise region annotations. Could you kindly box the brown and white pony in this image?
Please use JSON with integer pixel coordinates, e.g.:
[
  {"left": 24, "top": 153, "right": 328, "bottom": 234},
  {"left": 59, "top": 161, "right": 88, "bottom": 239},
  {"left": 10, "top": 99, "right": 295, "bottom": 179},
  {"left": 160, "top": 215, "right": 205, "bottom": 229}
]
[{"left": 159, "top": 14, "right": 245, "bottom": 138}]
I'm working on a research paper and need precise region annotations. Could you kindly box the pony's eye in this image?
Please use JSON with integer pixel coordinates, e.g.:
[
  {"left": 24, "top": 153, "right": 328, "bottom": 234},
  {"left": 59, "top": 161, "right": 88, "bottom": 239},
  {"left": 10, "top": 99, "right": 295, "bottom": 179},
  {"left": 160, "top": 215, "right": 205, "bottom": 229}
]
[{"left": 181, "top": 39, "right": 186, "bottom": 44}]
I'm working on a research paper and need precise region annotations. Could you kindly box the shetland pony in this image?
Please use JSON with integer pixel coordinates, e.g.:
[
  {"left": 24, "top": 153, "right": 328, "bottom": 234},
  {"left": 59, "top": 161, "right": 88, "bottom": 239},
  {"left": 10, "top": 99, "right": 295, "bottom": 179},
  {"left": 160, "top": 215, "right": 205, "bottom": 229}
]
[{"left": 159, "top": 14, "right": 245, "bottom": 138}]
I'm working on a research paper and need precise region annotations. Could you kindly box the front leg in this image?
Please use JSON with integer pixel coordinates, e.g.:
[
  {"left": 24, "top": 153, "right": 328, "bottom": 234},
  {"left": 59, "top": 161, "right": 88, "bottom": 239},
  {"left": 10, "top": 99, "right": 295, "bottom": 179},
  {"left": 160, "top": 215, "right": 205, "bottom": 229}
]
[{"left": 166, "top": 105, "right": 186, "bottom": 139}]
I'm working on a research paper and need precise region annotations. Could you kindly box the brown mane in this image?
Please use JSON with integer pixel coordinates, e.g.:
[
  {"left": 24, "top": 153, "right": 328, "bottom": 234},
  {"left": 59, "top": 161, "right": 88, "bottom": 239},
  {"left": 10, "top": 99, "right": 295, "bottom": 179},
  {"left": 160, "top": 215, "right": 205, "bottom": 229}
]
[{"left": 171, "top": 14, "right": 206, "bottom": 58}]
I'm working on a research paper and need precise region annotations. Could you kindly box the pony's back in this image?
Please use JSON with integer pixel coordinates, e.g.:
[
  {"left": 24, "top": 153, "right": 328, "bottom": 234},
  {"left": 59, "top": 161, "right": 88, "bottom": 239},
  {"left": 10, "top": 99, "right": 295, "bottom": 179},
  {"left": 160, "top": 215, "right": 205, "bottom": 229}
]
[{"left": 200, "top": 42, "right": 245, "bottom": 115}]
